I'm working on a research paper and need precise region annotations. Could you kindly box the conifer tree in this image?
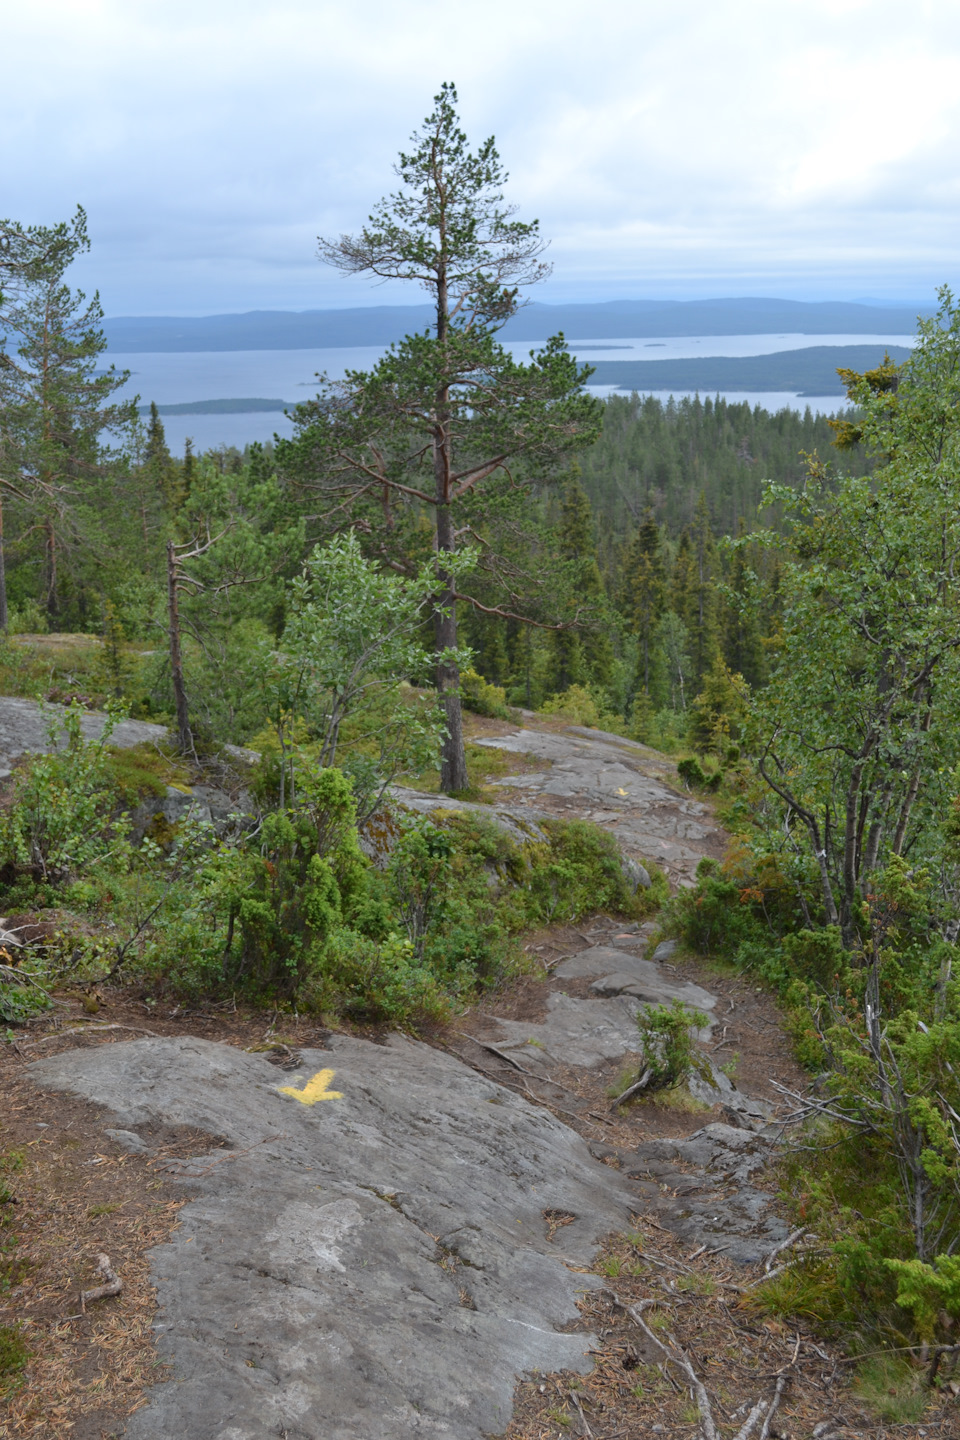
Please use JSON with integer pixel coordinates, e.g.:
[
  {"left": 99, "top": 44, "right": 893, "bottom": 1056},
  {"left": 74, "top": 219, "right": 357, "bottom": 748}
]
[
  {"left": 622, "top": 509, "right": 664, "bottom": 693},
  {"left": 0, "top": 208, "right": 134, "bottom": 619},
  {"left": 688, "top": 493, "right": 719, "bottom": 686},
  {"left": 281, "top": 84, "right": 601, "bottom": 791},
  {"left": 722, "top": 524, "right": 766, "bottom": 688},
  {"left": 547, "top": 478, "right": 612, "bottom": 694},
  {"left": 144, "top": 402, "right": 179, "bottom": 511}
]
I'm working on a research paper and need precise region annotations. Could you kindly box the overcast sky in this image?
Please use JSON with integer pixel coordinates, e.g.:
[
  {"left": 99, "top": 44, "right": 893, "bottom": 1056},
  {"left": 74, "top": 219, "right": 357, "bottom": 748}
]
[{"left": 4, "top": 0, "right": 959, "bottom": 316}]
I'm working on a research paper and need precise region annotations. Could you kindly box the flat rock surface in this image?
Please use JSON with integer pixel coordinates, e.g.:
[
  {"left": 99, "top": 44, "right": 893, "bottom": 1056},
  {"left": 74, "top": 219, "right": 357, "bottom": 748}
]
[
  {"left": 0, "top": 696, "right": 167, "bottom": 773},
  {"left": 625, "top": 1124, "right": 788, "bottom": 1263},
  {"left": 31, "top": 1034, "right": 638, "bottom": 1440},
  {"left": 473, "top": 727, "right": 725, "bottom": 885}
]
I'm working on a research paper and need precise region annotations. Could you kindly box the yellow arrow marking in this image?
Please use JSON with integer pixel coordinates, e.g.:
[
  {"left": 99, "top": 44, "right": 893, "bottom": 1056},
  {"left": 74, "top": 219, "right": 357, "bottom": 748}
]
[{"left": 278, "top": 1068, "right": 343, "bottom": 1105}]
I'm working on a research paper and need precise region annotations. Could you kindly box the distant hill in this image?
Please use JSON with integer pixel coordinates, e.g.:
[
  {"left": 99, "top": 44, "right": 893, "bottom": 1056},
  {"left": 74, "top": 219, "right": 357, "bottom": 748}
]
[
  {"left": 103, "top": 298, "right": 930, "bottom": 352},
  {"left": 137, "top": 398, "right": 290, "bottom": 415},
  {"left": 588, "top": 344, "right": 914, "bottom": 396}
]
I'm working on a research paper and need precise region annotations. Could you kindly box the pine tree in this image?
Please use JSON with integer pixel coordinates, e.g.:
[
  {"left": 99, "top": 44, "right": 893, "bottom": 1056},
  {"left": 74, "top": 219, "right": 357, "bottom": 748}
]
[
  {"left": 283, "top": 85, "right": 601, "bottom": 792},
  {"left": 0, "top": 208, "right": 134, "bottom": 620}
]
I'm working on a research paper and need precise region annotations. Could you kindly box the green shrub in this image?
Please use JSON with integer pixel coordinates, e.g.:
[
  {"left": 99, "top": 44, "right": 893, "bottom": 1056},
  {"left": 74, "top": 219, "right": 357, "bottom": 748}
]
[
  {"left": 459, "top": 668, "right": 511, "bottom": 720},
  {"left": 223, "top": 764, "right": 367, "bottom": 999},
  {"left": 539, "top": 684, "right": 601, "bottom": 727},
  {"left": 635, "top": 999, "right": 708, "bottom": 1089},
  {"left": 662, "top": 872, "right": 766, "bottom": 957},
  {"left": 676, "top": 755, "right": 706, "bottom": 788},
  {"left": 520, "top": 819, "right": 644, "bottom": 925},
  {"left": 885, "top": 1253, "right": 960, "bottom": 1342},
  {"left": 0, "top": 703, "right": 132, "bottom": 883},
  {"left": 307, "top": 929, "right": 450, "bottom": 1025},
  {"left": 0, "top": 975, "right": 52, "bottom": 1026}
]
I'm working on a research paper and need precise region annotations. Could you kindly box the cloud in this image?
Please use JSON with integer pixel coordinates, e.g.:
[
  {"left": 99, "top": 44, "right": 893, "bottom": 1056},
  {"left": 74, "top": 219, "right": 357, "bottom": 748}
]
[{"left": 4, "top": 0, "right": 959, "bottom": 312}]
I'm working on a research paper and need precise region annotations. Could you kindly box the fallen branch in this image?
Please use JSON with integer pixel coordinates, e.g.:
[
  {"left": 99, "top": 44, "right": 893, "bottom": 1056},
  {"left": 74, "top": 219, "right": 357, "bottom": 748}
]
[
  {"left": 757, "top": 1373, "right": 788, "bottom": 1440},
  {"left": 764, "top": 1227, "right": 807, "bottom": 1273},
  {"left": 20, "top": 1023, "right": 157, "bottom": 1050},
  {"left": 0, "top": 963, "right": 50, "bottom": 992},
  {"left": 605, "top": 1292, "right": 717, "bottom": 1440},
  {"left": 155, "top": 1132, "right": 285, "bottom": 1178},
  {"left": 80, "top": 1253, "right": 122, "bottom": 1309},
  {"left": 451, "top": 1031, "right": 535, "bottom": 1074},
  {"left": 568, "top": 1386, "right": 593, "bottom": 1438}
]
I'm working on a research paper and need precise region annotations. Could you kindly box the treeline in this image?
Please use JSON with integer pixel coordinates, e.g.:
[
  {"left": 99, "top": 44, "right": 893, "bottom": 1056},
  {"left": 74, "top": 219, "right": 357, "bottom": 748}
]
[{"left": 0, "top": 311, "right": 868, "bottom": 755}]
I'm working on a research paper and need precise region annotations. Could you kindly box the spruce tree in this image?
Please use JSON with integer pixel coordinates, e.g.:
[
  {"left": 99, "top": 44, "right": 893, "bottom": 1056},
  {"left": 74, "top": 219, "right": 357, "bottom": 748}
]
[
  {"left": 622, "top": 509, "right": 665, "bottom": 693},
  {"left": 145, "top": 402, "right": 178, "bottom": 510},
  {"left": 722, "top": 524, "right": 766, "bottom": 688},
  {"left": 688, "top": 493, "right": 719, "bottom": 686},
  {"left": 547, "top": 478, "right": 612, "bottom": 695}
]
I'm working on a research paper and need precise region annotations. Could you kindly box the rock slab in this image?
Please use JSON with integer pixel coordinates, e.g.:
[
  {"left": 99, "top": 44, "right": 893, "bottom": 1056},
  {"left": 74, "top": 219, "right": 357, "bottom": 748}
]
[{"left": 31, "top": 1034, "right": 638, "bottom": 1440}]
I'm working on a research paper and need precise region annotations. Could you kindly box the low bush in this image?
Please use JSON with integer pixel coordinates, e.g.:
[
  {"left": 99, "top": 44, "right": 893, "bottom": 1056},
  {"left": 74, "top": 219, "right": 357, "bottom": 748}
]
[
  {"left": 459, "top": 668, "right": 511, "bottom": 720},
  {"left": 635, "top": 999, "right": 708, "bottom": 1090}
]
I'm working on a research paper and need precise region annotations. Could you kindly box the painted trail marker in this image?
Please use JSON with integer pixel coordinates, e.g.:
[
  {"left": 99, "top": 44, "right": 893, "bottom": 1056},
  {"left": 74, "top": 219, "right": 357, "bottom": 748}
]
[{"left": 278, "top": 1069, "right": 344, "bottom": 1104}]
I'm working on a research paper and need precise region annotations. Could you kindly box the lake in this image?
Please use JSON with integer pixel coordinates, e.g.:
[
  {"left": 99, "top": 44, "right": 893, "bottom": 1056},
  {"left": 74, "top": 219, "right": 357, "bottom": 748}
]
[{"left": 108, "top": 332, "right": 913, "bottom": 453}]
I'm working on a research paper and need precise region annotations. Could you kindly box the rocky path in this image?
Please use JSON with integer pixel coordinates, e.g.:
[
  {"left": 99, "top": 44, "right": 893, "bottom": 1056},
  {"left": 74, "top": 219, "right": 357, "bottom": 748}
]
[{"left": 15, "top": 720, "right": 806, "bottom": 1440}]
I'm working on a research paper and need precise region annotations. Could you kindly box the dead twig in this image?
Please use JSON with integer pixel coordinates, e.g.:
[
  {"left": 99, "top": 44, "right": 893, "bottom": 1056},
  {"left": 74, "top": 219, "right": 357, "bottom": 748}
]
[
  {"left": 80, "top": 1253, "right": 122, "bottom": 1310},
  {"left": 763, "top": 1226, "right": 807, "bottom": 1272},
  {"left": 568, "top": 1385, "right": 593, "bottom": 1438},
  {"left": 757, "top": 1373, "right": 788, "bottom": 1440},
  {"left": 451, "top": 1031, "right": 534, "bottom": 1074},
  {"left": 155, "top": 1132, "right": 285, "bottom": 1177},
  {"left": 605, "top": 1291, "right": 717, "bottom": 1440}
]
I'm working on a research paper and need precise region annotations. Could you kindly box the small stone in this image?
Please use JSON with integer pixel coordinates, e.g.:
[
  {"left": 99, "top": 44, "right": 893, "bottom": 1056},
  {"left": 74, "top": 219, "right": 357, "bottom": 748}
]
[{"left": 104, "top": 1128, "right": 149, "bottom": 1153}]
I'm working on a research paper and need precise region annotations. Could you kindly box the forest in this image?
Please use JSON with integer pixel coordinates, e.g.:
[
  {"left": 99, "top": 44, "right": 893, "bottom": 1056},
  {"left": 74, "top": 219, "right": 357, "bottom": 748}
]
[{"left": 3, "top": 82, "right": 960, "bottom": 1387}]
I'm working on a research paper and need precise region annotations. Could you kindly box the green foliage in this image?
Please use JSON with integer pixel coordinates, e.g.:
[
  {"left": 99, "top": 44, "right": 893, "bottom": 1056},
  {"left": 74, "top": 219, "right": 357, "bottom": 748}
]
[
  {"left": 223, "top": 763, "right": 366, "bottom": 999},
  {"left": 271, "top": 531, "right": 471, "bottom": 815},
  {"left": 885, "top": 1253, "right": 960, "bottom": 1341},
  {"left": 662, "top": 870, "right": 766, "bottom": 957},
  {"left": 519, "top": 818, "right": 647, "bottom": 925},
  {"left": 635, "top": 999, "right": 709, "bottom": 1089},
  {"left": 676, "top": 755, "right": 722, "bottom": 791},
  {"left": 0, "top": 974, "right": 52, "bottom": 1026},
  {"left": 459, "top": 668, "right": 510, "bottom": 720},
  {"left": 540, "top": 684, "right": 599, "bottom": 726},
  {"left": 0, "top": 703, "right": 131, "bottom": 883},
  {"left": 687, "top": 655, "right": 749, "bottom": 756},
  {"left": 0, "top": 1324, "right": 29, "bottom": 1396}
]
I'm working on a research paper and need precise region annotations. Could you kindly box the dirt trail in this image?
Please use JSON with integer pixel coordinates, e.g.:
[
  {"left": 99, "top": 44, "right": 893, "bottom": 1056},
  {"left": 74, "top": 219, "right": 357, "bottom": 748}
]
[{"left": 1, "top": 720, "right": 878, "bottom": 1439}]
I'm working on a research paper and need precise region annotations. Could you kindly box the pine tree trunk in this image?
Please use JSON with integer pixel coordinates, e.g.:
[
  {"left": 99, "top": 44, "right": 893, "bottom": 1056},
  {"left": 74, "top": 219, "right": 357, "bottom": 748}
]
[
  {"left": 166, "top": 541, "right": 193, "bottom": 754},
  {"left": 435, "top": 499, "right": 467, "bottom": 793},
  {"left": 0, "top": 494, "right": 7, "bottom": 633},
  {"left": 433, "top": 262, "right": 468, "bottom": 795},
  {"left": 44, "top": 518, "right": 58, "bottom": 618}
]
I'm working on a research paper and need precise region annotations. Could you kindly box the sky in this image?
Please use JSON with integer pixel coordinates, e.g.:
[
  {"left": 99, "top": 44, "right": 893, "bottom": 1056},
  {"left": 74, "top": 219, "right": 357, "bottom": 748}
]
[{"left": 4, "top": 0, "right": 960, "bottom": 317}]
